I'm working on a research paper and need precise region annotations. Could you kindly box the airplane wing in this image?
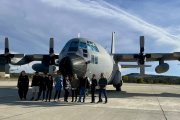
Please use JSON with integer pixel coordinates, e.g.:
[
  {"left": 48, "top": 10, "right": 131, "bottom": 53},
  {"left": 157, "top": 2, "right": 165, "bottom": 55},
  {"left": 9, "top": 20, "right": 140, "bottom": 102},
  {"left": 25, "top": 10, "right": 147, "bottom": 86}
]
[
  {"left": 121, "top": 64, "right": 151, "bottom": 68},
  {"left": 110, "top": 34, "right": 180, "bottom": 74},
  {"left": 1, "top": 37, "right": 59, "bottom": 74},
  {"left": 22, "top": 54, "right": 59, "bottom": 64},
  {"left": 113, "top": 52, "right": 180, "bottom": 62}
]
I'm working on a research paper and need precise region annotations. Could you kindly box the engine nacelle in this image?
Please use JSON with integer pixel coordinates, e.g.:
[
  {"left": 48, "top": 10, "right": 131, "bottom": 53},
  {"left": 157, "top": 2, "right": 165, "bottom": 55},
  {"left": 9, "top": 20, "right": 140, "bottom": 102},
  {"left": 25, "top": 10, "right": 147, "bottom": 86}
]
[
  {"left": 155, "top": 63, "right": 169, "bottom": 73},
  {"left": 32, "top": 63, "right": 56, "bottom": 73}
]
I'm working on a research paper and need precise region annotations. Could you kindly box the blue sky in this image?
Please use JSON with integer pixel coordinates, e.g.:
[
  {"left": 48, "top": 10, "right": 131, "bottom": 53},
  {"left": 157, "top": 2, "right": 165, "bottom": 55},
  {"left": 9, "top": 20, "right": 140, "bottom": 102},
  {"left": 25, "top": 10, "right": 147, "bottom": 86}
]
[{"left": 0, "top": 0, "right": 180, "bottom": 76}]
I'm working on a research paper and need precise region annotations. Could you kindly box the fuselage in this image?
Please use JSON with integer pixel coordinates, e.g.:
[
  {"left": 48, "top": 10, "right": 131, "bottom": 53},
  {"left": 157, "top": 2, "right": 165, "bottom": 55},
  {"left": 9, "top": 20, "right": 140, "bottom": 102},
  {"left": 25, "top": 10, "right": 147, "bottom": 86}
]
[{"left": 59, "top": 38, "right": 114, "bottom": 82}]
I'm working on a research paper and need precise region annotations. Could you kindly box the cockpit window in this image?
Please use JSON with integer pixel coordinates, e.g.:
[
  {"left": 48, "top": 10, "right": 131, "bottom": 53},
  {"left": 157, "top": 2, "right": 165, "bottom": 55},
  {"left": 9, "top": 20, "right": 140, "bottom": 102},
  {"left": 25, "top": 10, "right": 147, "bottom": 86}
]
[
  {"left": 61, "top": 41, "right": 70, "bottom": 53},
  {"left": 87, "top": 44, "right": 93, "bottom": 51},
  {"left": 87, "top": 41, "right": 99, "bottom": 52},
  {"left": 79, "top": 42, "right": 87, "bottom": 49},
  {"left": 68, "top": 41, "right": 79, "bottom": 52}
]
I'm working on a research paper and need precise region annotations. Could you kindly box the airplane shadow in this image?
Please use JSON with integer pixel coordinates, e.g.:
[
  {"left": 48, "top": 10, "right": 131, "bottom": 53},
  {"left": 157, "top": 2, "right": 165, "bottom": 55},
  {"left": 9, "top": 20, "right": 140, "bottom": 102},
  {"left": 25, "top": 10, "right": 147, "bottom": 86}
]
[
  {"left": 105, "top": 90, "right": 180, "bottom": 98},
  {"left": 0, "top": 87, "right": 91, "bottom": 108},
  {"left": 0, "top": 87, "right": 180, "bottom": 107}
]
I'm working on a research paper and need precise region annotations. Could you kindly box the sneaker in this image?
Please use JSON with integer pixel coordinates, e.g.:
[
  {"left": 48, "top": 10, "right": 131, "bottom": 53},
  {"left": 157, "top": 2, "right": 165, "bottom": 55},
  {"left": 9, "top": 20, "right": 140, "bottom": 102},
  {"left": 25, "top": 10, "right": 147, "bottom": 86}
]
[{"left": 97, "top": 101, "right": 102, "bottom": 103}]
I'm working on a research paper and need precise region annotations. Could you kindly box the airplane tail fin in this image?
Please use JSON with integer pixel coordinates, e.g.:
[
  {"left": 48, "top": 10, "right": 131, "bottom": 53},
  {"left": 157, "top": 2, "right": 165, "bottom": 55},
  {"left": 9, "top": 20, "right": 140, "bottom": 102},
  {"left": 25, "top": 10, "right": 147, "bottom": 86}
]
[{"left": 111, "top": 32, "right": 115, "bottom": 55}]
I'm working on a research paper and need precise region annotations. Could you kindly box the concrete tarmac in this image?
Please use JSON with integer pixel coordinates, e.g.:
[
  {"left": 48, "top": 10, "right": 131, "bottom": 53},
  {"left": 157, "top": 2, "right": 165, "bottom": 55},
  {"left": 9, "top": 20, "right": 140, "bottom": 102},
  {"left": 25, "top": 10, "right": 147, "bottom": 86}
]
[{"left": 0, "top": 81, "right": 180, "bottom": 120}]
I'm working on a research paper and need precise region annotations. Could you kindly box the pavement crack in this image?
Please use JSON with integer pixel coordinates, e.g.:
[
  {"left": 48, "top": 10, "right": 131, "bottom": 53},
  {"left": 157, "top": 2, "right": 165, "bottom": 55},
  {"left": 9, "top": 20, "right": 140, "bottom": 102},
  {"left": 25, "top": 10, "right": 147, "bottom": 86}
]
[{"left": 150, "top": 85, "right": 168, "bottom": 120}]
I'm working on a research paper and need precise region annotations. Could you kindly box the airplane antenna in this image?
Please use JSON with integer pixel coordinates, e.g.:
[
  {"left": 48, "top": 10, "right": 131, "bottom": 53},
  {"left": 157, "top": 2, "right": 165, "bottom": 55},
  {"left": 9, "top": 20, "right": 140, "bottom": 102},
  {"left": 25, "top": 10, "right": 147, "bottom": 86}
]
[
  {"left": 111, "top": 32, "right": 115, "bottom": 54},
  {"left": 78, "top": 33, "right": 80, "bottom": 38}
]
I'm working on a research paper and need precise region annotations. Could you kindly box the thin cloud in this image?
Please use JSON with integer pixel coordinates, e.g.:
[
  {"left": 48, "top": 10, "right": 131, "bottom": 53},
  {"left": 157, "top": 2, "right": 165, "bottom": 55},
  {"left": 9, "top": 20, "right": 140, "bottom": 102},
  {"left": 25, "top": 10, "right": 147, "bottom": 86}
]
[{"left": 42, "top": 0, "right": 180, "bottom": 51}]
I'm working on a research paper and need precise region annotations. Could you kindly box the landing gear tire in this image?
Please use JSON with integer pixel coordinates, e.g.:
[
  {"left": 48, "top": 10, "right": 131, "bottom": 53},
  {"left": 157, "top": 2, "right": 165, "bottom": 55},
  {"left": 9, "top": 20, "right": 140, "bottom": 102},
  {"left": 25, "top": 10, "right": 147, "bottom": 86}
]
[{"left": 114, "top": 83, "right": 121, "bottom": 91}]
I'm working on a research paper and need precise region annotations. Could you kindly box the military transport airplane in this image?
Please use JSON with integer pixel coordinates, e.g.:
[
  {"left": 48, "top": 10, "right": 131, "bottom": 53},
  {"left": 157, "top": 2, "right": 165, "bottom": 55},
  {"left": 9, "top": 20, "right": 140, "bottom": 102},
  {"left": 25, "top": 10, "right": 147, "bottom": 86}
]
[{"left": 0, "top": 33, "right": 180, "bottom": 90}]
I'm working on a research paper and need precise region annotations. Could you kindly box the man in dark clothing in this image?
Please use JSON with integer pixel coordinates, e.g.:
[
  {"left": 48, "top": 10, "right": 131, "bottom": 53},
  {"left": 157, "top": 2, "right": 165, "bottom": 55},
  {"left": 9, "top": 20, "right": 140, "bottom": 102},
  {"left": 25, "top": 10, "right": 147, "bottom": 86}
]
[
  {"left": 78, "top": 75, "right": 90, "bottom": 102},
  {"left": 90, "top": 74, "right": 97, "bottom": 103},
  {"left": 31, "top": 72, "right": 40, "bottom": 101},
  {"left": 37, "top": 73, "right": 48, "bottom": 101},
  {"left": 17, "top": 71, "right": 29, "bottom": 100},
  {"left": 97, "top": 73, "right": 108, "bottom": 104},
  {"left": 45, "top": 74, "right": 53, "bottom": 102}
]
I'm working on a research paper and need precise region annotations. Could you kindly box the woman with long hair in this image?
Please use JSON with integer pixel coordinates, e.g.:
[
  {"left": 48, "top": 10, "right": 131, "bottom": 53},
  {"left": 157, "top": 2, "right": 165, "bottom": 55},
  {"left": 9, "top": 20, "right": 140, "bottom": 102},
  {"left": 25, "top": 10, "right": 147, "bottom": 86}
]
[{"left": 71, "top": 74, "right": 80, "bottom": 102}]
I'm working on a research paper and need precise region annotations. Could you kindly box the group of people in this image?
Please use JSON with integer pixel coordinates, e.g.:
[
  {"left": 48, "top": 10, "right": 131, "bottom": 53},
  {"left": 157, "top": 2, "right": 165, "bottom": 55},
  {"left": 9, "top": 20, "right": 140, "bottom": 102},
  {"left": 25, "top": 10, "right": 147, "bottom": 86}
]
[{"left": 17, "top": 70, "right": 108, "bottom": 103}]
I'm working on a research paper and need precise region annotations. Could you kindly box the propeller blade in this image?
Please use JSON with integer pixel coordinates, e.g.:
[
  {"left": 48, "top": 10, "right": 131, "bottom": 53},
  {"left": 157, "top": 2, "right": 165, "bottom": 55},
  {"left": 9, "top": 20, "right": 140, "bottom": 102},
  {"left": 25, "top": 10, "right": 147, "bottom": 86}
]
[
  {"left": 5, "top": 37, "right": 9, "bottom": 54},
  {"left": 140, "top": 65, "right": 145, "bottom": 78},
  {"left": 140, "top": 36, "right": 144, "bottom": 53},
  {"left": 5, "top": 64, "right": 10, "bottom": 74},
  {"left": 49, "top": 65, "right": 54, "bottom": 74},
  {"left": 49, "top": 38, "right": 54, "bottom": 54}
]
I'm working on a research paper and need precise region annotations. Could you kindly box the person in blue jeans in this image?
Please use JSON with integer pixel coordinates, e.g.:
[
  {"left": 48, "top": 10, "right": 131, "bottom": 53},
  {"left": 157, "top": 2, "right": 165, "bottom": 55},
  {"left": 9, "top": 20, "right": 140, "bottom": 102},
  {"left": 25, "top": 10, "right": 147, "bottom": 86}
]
[
  {"left": 78, "top": 75, "right": 90, "bottom": 103},
  {"left": 97, "top": 73, "right": 108, "bottom": 104},
  {"left": 54, "top": 71, "right": 63, "bottom": 101}
]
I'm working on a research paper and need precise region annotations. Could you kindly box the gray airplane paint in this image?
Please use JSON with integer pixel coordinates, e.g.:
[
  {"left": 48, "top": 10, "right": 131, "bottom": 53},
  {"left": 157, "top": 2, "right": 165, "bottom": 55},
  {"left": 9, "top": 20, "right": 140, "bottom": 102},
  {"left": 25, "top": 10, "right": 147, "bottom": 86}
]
[{"left": 59, "top": 38, "right": 121, "bottom": 88}]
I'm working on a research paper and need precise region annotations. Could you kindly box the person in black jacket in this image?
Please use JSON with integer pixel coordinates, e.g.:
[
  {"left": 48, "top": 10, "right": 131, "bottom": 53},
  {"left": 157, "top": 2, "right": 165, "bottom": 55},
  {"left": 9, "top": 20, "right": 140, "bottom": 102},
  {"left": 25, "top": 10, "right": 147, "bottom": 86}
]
[
  {"left": 37, "top": 73, "right": 48, "bottom": 101},
  {"left": 17, "top": 70, "right": 29, "bottom": 100},
  {"left": 90, "top": 74, "right": 97, "bottom": 103},
  {"left": 30, "top": 72, "right": 40, "bottom": 101},
  {"left": 45, "top": 74, "right": 53, "bottom": 102},
  {"left": 63, "top": 76, "right": 71, "bottom": 102},
  {"left": 97, "top": 73, "right": 108, "bottom": 104},
  {"left": 78, "top": 75, "right": 90, "bottom": 103}
]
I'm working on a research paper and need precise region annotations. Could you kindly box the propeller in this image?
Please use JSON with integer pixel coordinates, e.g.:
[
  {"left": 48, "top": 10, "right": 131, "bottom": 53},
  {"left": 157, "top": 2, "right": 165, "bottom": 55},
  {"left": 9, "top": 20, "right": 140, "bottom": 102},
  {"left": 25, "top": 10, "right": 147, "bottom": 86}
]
[
  {"left": 43, "top": 38, "right": 58, "bottom": 74},
  {"left": 134, "top": 36, "right": 151, "bottom": 78},
  {"left": 0, "top": 37, "right": 24, "bottom": 74}
]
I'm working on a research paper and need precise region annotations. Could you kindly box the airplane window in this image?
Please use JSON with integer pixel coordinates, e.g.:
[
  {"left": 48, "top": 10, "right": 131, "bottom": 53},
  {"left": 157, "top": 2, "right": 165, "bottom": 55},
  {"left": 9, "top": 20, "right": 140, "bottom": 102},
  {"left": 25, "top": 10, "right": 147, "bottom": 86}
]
[
  {"left": 83, "top": 53, "right": 88, "bottom": 57},
  {"left": 68, "top": 41, "right": 79, "bottom": 51},
  {"left": 68, "top": 47, "right": 78, "bottom": 51},
  {"left": 87, "top": 41, "right": 99, "bottom": 52},
  {"left": 87, "top": 44, "right": 93, "bottom": 51},
  {"left": 61, "top": 41, "right": 70, "bottom": 53},
  {"left": 91, "top": 55, "right": 95, "bottom": 63},
  {"left": 70, "top": 41, "right": 79, "bottom": 47},
  {"left": 79, "top": 42, "right": 87, "bottom": 49},
  {"left": 93, "top": 46, "right": 99, "bottom": 52},
  {"left": 95, "top": 57, "right": 98, "bottom": 64},
  {"left": 83, "top": 49, "right": 88, "bottom": 57}
]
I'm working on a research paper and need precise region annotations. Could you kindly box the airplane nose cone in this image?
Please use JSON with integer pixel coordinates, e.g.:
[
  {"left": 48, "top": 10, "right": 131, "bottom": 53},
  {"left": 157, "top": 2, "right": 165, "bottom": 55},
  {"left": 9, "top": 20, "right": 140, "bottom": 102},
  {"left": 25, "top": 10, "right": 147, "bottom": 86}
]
[{"left": 59, "top": 55, "right": 87, "bottom": 77}]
